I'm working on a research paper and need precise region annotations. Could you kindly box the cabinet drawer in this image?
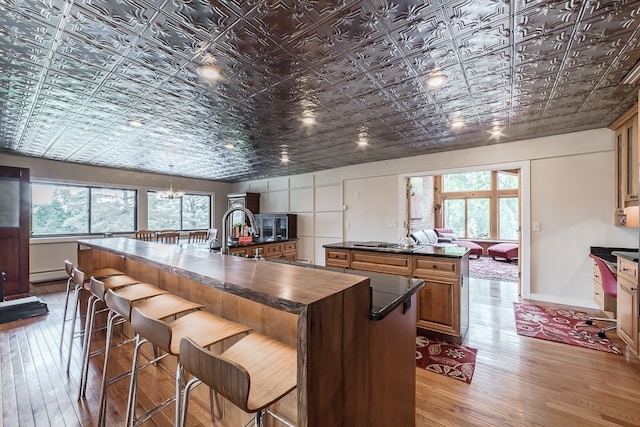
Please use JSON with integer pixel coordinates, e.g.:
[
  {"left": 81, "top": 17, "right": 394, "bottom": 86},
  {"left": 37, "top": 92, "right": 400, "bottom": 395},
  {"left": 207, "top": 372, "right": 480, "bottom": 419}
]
[
  {"left": 593, "top": 282, "right": 604, "bottom": 309},
  {"left": 265, "top": 243, "right": 282, "bottom": 257},
  {"left": 593, "top": 264, "right": 602, "bottom": 282},
  {"left": 283, "top": 242, "right": 297, "bottom": 253},
  {"left": 618, "top": 258, "right": 637, "bottom": 281},
  {"left": 413, "top": 257, "right": 458, "bottom": 278},
  {"left": 229, "top": 247, "right": 248, "bottom": 257},
  {"left": 326, "top": 249, "right": 349, "bottom": 268},
  {"left": 351, "top": 251, "right": 411, "bottom": 276}
]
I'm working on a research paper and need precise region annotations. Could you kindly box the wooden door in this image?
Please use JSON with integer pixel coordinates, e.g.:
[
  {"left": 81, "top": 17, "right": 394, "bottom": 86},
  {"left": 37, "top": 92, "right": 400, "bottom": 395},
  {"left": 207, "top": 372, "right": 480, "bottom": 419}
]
[
  {"left": 0, "top": 166, "right": 30, "bottom": 298},
  {"left": 617, "top": 277, "right": 638, "bottom": 352}
]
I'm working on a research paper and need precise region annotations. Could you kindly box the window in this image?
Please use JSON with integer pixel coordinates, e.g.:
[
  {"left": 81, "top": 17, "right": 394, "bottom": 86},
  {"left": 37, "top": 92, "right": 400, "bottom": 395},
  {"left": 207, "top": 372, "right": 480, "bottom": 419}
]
[
  {"left": 32, "top": 183, "right": 137, "bottom": 236},
  {"left": 147, "top": 192, "right": 211, "bottom": 231},
  {"left": 440, "top": 170, "right": 519, "bottom": 241}
]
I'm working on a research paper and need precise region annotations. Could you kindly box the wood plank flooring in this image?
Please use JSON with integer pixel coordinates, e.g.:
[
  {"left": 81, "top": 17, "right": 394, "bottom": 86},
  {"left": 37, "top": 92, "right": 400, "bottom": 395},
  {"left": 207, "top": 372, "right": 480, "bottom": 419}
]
[{"left": 1, "top": 278, "right": 639, "bottom": 426}]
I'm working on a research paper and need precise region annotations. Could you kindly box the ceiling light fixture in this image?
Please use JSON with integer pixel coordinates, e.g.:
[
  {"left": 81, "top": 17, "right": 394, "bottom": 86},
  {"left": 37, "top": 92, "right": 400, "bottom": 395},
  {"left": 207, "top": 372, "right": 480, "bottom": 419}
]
[
  {"left": 357, "top": 126, "right": 369, "bottom": 146},
  {"left": 301, "top": 116, "right": 315, "bottom": 125},
  {"left": 224, "top": 142, "right": 235, "bottom": 149},
  {"left": 451, "top": 118, "right": 465, "bottom": 129},
  {"left": 621, "top": 60, "right": 640, "bottom": 84},
  {"left": 425, "top": 73, "right": 448, "bottom": 89},
  {"left": 128, "top": 119, "right": 143, "bottom": 127},
  {"left": 158, "top": 165, "right": 184, "bottom": 200},
  {"left": 196, "top": 65, "right": 221, "bottom": 81},
  {"left": 280, "top": 153, "right": 290, "bottom": 163}
]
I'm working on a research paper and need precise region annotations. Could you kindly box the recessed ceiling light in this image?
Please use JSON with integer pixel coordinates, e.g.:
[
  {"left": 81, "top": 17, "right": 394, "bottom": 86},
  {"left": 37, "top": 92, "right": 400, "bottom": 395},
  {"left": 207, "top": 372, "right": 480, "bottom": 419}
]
[
  {"left": 224, "top": 142, "right": 235, "bottom": 149},
  {"left": 451, "top": 119, "right": 464, "bottom": 129},
  {"left": 280, "top": 153, "right": 290, "bottom": 163},
  {"left": 425, "top": 73, "right": 447, "bottom": 89},
  {"left": 197, "top": 65, "right": 221, "bottom": 80},
  {"left": 301, "top": 116, "right": 315, "bottom": 125},
  {"left": 489, "top": 128, "right": 503, "bottom": 139},
  {"left": 128, "top": 119, "right": 143, "bottom": 127}
]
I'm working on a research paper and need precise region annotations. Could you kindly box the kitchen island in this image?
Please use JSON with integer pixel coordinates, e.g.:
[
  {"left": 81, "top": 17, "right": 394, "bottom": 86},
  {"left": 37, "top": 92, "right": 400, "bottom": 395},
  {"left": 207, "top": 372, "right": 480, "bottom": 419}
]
[
  {"left": 77, "top": 238, "right": 422, "bottom": 427},
  {"left": 324, "top": 241, "right": 470, "bottom": 343}
]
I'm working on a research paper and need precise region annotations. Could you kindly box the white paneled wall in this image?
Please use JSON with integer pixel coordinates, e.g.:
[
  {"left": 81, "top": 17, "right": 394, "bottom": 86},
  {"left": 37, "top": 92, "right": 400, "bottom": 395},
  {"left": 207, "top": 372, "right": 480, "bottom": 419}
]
[{"left": 232, "top": 171, "right": 345, "bottom": 264}]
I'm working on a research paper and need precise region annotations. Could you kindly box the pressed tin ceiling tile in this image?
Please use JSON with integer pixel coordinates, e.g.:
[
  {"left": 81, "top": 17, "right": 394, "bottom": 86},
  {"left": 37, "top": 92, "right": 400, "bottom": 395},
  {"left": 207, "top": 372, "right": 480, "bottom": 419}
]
[{"left": 2, "top": 0, "right": 640, "bottom": 182}]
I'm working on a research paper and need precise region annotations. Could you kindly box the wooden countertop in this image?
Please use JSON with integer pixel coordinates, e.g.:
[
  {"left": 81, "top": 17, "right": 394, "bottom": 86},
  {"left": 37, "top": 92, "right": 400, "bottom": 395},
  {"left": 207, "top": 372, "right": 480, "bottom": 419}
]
[{"left": 78, "top": 237, "right": 368, "bottom": 314}]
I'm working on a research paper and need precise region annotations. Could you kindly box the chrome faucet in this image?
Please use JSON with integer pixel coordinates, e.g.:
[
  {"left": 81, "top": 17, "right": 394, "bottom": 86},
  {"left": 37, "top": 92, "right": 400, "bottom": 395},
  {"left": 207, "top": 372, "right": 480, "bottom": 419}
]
[{"left": 220, "top": 206, "right": 258, "bottom": 255}]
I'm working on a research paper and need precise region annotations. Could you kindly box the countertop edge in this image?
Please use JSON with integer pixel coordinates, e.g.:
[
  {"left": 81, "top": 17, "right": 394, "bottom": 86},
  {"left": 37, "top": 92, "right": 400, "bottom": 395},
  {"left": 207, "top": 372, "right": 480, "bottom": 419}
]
[{"left": 369, "top": 279, "right": 424, "bottom": 321}]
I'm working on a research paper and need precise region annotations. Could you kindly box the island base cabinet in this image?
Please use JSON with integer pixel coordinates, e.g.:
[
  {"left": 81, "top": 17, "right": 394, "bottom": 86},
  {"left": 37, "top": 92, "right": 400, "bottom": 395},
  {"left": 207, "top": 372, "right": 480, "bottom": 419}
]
[
  {"left": 416, "top": 278, "right": 458, "bottom": 339},
  {"left": 369, "top": 293, "right": 416, "bottom": 427}
]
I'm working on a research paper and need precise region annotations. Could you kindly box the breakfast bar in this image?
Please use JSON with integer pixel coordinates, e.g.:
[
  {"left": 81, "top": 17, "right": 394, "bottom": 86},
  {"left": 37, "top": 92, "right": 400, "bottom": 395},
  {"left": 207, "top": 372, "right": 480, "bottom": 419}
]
[{"left": 77, "top": 237, "right": 423, "bottom": 426}]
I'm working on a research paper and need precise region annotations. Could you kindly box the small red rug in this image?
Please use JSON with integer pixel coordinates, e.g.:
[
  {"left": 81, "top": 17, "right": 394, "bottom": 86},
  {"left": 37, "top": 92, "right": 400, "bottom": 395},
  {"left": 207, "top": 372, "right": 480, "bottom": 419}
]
[
  {"left": 513, "top": 303, "right": 621, "bottom": 355},
  {"left": 416, "top": 335, "right": 478, "bottom": 384}
]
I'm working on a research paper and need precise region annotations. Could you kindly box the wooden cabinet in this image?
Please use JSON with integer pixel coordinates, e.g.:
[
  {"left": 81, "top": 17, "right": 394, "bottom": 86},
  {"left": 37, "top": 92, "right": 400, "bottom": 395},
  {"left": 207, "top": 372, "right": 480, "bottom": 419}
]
[
  {"left": 0, "top": 166, "right": 30, "bottom": 298},
  {"left": 227, "top": 193, "right": 260, "bottom": 228},
  {"left": 413, "top": 256, "right": 468, "bottom": 341},
  {"left": 231, "top": 241, "right": 297, "bottom": 261},
  {"left": 611, "top": 105, "right": 638, "bottom": 226},
  {"left": 324, "top": 247, "right": 468, "bottom": 343},
  {"left": 617, "top": 257, "right": 638, "bottom": 354},
  {"left": 593, "top": 262, "right": 616, "bottom": 318},
  {"left": 325, "top": 248, "right": 350, "bottom": 268}
]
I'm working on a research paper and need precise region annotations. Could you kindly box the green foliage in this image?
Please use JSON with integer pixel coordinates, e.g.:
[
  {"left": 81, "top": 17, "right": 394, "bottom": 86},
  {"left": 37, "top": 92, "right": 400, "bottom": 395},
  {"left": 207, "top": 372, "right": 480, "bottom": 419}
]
[{"left": 442, "top": 171, "right": 491, "bottom": 192}]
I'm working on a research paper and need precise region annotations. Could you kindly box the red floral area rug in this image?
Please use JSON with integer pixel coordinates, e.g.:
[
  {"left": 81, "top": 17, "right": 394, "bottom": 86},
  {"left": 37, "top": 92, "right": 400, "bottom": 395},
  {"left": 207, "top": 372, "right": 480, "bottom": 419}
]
[
  {"left": 513, "top": 303, "right": 621, "bottom": 355},
  {"left": 416, "top": 335, "right": 478, "bottom": 384}
]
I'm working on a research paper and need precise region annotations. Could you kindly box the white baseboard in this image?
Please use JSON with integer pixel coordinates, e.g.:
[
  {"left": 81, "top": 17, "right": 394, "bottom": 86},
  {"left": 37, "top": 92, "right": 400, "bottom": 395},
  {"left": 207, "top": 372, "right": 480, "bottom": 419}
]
[{"left": 30, "top": 270, "right": 67, "bottom": 283}]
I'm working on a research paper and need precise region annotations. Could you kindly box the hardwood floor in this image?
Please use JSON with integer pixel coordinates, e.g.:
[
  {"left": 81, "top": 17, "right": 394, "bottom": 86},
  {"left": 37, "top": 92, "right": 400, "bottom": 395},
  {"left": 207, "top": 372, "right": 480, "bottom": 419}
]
[
  {"left": 416, "top": 277, "right": 640, "bottom": 427},
  {"left": 1, "top": 278, "right": 639, "bottom": 426}
]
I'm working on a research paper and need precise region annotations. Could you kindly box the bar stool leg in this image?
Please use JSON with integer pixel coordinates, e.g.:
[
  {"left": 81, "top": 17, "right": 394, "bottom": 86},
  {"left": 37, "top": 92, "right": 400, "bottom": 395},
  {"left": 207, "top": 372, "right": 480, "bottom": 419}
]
[
  {"left": 65, "top": 283, "right": 82, "bottom": 374},
  {"left": 98, "top": 310, "right": 123, "bottom": 426},
  {"left": 59, "top": 275, "right": 74, "bottom": 354},
  {"left": 125, "top": 334, "right": 148, "bottom": 427},
  {"left": 77, "top": 295, "right": 99, "bottom": 400}
]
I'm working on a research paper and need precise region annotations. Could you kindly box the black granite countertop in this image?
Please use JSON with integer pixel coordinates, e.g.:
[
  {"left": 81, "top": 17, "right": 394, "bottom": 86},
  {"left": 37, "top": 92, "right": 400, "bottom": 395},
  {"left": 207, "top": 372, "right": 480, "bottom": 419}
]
[
  {"left": 267, "top": 259, "right": 424, "bottom": 321},
  {"left": 323, "top": 241, "right": 469, "bottom": 259},
  {"left": 591, "top": 246, "right": 638, "bottom": 264},
  {"left": 228, "top": 237, "right": 297, "bottom": 247}
]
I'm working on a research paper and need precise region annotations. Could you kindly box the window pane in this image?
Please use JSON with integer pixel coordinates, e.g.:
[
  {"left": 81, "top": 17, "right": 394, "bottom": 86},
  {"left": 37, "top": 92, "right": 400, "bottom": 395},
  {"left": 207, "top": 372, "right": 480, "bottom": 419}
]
[
  {"left": 442, "top": 171, "right": 491, "bottom": 192},
  {"left": 443, "top": 199, "right": 465, "bottom": 237},
  {"left": 91, "top": 188, "right": 136, "bottom": 233},
  {"left": 498, "top": 172, "right": 518, "bottom": 190},
  {"left": 182, "top": 194, "right": 210, "bottom": 230},
  {"left": 499, "top": 197, "right": 519, "bottom": 240},
  {"left": 467, "top": 198, "right": 490, "bottom": 239},
  {"left": 32, "top": 183, "right": 89, "bottom": 235},
  {"left": 148, "top": 192, "right": 180, "bottom": 230}
]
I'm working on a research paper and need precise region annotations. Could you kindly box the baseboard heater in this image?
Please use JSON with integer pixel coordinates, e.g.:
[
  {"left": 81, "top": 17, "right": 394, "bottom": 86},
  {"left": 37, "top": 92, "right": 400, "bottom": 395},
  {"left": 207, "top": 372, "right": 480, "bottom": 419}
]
[{"left": 0, "top": 296, "right": 49, "bottom": 324}]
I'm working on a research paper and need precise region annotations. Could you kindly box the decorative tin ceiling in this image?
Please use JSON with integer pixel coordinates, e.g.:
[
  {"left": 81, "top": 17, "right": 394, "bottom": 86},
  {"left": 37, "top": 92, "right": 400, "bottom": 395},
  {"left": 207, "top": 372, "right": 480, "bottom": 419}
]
[{"left": 1, "top": 0, "right": 640, "bottom": 182}]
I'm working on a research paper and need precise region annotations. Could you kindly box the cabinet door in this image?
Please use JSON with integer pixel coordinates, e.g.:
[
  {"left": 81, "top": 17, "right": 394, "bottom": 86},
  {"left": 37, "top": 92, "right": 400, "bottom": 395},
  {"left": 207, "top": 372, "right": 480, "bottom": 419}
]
[
  {"left": 617, "top": 278, "right": 638, "bottom": 353},
  {"left": 416, "top": 277, "right": 459, "bottom": 337}
]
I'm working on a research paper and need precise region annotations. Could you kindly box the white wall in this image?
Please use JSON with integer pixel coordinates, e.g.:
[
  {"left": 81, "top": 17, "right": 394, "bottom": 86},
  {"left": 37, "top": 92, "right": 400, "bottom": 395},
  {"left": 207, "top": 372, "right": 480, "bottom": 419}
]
[
  {"left": 232, "top": 128, "right": 639, "bottom": 309},
  {"left": 0, "top": 153, "right": 233, "bottom": 282}
]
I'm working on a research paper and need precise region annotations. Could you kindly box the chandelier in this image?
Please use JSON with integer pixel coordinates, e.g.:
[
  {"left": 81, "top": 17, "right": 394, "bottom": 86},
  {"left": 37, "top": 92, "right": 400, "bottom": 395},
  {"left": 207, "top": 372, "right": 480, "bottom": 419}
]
[{"left": 159, "top": 165, "right": 184, "bottom": 200}]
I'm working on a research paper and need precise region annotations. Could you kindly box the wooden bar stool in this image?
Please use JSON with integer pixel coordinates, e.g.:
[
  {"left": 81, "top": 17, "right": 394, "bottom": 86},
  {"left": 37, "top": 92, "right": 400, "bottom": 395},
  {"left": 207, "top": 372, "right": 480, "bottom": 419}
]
[
  {"left": 157, "top": 230, "right": 180, "bottom": 244},
  {"left": 59, "top": 261, "right": 124, "bottom": 359},
  {"left": 179, "top": 333, "right": 297, "bottom": 427},
  {"left": 135, "top": 229, "right": 156, "bottom": 241},
  {"left": 126, "top": 306, "right": 252, "bottom": 427},
  {"left": 188, "top": 230, "right": 208, "bottom": 243},
  {"left": 97, "top": 288, "right": 205, "bottom": 426},
  {"left": 77, "top": 274, "right": 144, "bottom": 399}
]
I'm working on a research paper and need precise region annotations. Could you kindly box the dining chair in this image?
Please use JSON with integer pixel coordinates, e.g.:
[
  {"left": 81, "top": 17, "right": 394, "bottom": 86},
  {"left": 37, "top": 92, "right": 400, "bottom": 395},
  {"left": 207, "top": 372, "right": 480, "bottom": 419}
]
[
  {"left": 188, "top": 230, "right": 208, "bottom": 243},
  {"left": 157, "top": 231, "right": 180, "bottom": 244},
  {"left": 135, "top": 229, "right": 156, "bottom": 241}
]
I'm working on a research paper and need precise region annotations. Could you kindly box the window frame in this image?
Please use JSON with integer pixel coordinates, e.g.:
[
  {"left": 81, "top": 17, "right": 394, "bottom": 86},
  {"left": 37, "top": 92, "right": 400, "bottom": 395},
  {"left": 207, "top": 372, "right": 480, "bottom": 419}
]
[
  {"left": 146, "top": 191, "right": 212, "bottom": 232},
  {"left": 440, "top": 170, "right": 519, "bottom": 241},
  {"left": 31, "top": 181, "right": 139, "bottom": 237}
]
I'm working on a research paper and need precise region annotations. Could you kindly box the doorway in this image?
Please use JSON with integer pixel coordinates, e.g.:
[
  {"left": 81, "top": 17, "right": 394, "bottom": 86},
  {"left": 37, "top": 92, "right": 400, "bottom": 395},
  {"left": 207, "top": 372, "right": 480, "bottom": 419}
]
[{"left": 405, "top": 167, "right": 522, "bottom": 294}]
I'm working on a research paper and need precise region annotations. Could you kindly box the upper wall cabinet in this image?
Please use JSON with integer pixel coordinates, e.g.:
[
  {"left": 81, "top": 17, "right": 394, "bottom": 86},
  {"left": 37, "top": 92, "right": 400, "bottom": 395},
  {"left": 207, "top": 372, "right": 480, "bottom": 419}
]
[{"left": 611, "top": 104, "right": 638, "bottom": 226}]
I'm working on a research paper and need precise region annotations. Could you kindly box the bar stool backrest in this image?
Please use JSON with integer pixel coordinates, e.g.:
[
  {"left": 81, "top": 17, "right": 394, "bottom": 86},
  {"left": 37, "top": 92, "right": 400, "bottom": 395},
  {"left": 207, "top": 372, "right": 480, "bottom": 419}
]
[
  {"left": 72, "top": 268, "right": 85, "bottom": 288},
  {"left": 188, "top": 231, "right": 208, "bottom": 243},
  {"left": 65, "top": 260, "right": 74, "bottom": 278},
  {"left": 180, "top": 337, "right": 251, "bottom": 411},
  {"left": 131, "top": 307, "right": 173, "bottom": 353}
]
